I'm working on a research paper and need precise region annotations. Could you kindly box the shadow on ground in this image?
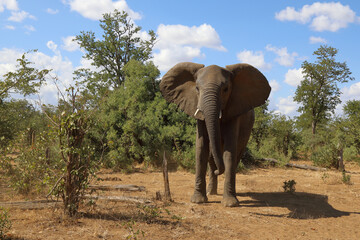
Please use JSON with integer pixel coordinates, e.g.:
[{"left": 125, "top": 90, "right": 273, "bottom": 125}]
[{"left": 237, "top": 192, "right": 359, "bottom": 219}]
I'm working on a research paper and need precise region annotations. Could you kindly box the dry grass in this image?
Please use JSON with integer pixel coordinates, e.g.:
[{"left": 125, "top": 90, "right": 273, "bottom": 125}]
[{"left": 1, "top": 162, "right": 360, "bottom": 239}]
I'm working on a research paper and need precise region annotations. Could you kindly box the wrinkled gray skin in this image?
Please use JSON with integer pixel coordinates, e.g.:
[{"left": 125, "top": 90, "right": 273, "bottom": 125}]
[{"left": 160, "top": 62, "right": 271, "bottom": 207}]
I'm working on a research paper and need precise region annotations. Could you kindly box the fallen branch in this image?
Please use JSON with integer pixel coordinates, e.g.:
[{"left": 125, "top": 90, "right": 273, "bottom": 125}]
[
  {"left": 85, "top": 195, "right": 151, "bottom": 204},
  {"left": 88, "top": 184, "right": 145, "bottom": 192},
  {"left": 0, "top": 200, "right": 61, "bottom": 210},
  {"left": 46, "top": 174, "right": 64, "bottom": 199},
  {"left": 260, "top": 158, "right": 327, "bottom": 171}
]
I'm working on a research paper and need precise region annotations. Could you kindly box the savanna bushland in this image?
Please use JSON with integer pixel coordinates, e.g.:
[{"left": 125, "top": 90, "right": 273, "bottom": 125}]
[{"left": 1, "top": 10, "right": 359, "bottom": 240}]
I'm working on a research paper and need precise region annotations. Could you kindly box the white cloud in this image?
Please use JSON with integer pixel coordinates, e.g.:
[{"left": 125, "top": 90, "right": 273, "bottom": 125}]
[
  {"left": 153, "top": 46, "right": 203, "bottom": 72},
  {"left": 0, "top": 0, "right": 18, "bottom": 12},
  {"left": 309, "top": 36, "right": 327, "bottom": 44},
  {"left": 335, "top": 82, "right": 360, "bottom": 115},
  {"left": 8, "top": 10, "right": 36, "bottom": 22},
  {"left": 265, "top": 44, "right": 298, "bottom": 67},
  {"left": 28, "top": 51, "right": 75, "bottom": 104},
  {"left": 269, "top": 79, "right": 280, "bottom": 92},
  {"left": 62, "top": 36, "right": 80, "bottom": 52},
  {"left": 236, "top": 50, "right": 271, "bottom": 71},
  {"left": 0, "top": 48, "right": 22, "bottom": 63},
  {"left": 342, "top": 82, "right": 360, "bottom": 100},
  {"left": 153, "top": 24, "right": 226, "bottom": 72},
  {"left": 275, "top": 96, "right": 299, "bottom": 115},
  {"left": 275, "top": 2, "right": 359, "bottom": 32},
  {"left": 24, "top": 24, "right": 35, "bottom": 32},
  {"left": 4, "top": 24, "right": 15, "bottom": 30},
  {"left": 155, "top": 24, "right": 226, "bottom": 51},
  {"left": 77, "top": 57, "right": 100, "bottom": 73},
  {"left": 46, "top": 40, "right": 61, "bottom": 56},
  {"left": 64, "top": 0, "right": 141, "bottom": 20},
  {"left": 46, "top": 8, "right": 59, "bottom": 14},
  {"left": 0, "top": 48, "right": 22, "bottom": 76},
  {"left": 284, "top": 68, "right": 303, "bottom": 87}
]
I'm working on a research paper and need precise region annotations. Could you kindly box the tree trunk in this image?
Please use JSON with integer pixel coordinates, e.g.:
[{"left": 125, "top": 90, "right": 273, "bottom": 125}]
[{"left": 312, "top": 120, "right": 317, "bottom": 135}]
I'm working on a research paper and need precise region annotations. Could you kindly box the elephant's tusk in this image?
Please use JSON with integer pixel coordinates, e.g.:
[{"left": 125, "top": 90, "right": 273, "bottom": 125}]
[
  {"left": 219, "top": 111, "right": 222, "bottom": 119},
  {"left": 194, "top": 108, "right": 200, "bottom": 117}
]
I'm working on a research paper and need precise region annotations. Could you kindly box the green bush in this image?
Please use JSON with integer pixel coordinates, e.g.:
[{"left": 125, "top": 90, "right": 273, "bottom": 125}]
[
  {"left": 310, "top": 144, "right": 338, "bottom": 168},
  {"left": 343, "top": 146, "right": 360, "bottom": 164},
  {"left": 2, "top": 129, "right": 62, "bottom": 195},
  {"left": 342, "top": 172, "right": 351, "bottom": 185},
  {"left": 174, "top": 147, "right": 196, "bottom": 172},
  {"left": 0, "top": 100, "right": 48, "bottom": 149},
  {"left": 249, "top": 110, "right": 300, "bottom": 163},
  {"left": 283, "top": 180, "right": 296, "bottom": 193},
  {"left": 101, "top": 60, "right": 196, "bottom": 171},
  {"left": 248, "top": 137, "right": 293, "bottom": 165}
]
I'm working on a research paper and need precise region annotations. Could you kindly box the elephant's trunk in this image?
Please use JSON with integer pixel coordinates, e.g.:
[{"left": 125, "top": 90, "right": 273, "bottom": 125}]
[{"left": 202, "top": 88, "right": 224, "bottom": 175}]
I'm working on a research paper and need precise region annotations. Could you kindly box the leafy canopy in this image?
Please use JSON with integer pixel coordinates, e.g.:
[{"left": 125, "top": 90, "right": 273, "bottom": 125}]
[
  {"left": 101, "top": 60, "right": 196, "bottom": 170},
  {"left": 0, "top": 50, "right": 50, "bottom": 102},
  {"left": 74, "top": 10, "right": 156, "bottom": 93}
]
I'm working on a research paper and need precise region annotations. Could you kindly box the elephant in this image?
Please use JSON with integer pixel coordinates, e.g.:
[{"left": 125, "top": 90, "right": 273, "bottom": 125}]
[{"left": 159, "top": 62, "right": 271, "bottom": 207}]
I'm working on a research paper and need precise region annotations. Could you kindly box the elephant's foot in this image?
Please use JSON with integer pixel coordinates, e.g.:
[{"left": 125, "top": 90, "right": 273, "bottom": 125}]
[
  {"left": 207, "top": 175, "right": 218, "bottom": 196},
  {"left": 191, "top": 191, "right": 208, "bottom": 204},
  {"left": 206, "top": 185, "right": 218, "bottom": 196},
  {"left": 222, "top": 195, "right": 239, "bottom": 207}
]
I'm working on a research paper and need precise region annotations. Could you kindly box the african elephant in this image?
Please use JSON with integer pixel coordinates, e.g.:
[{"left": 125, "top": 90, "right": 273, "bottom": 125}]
[{"left": 160, "top": 62, "right": 271, "bottom": 207}]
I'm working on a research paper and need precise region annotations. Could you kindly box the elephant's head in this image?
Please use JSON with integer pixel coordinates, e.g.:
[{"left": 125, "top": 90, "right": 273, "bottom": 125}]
[{"left": 160, "top": 62, "right": 271, "bottom": 175}]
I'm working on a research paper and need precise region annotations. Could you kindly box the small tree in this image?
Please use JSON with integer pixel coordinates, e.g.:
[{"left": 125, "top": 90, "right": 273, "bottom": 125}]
[
  {"left": 1, "top": 51, "right": 50, "bottom": 147},
  {"left": 102, "top": 60, "right": 160, "bottom": 169},
  {"left": 75, "top": 10, "right": 156, "bottom": 95},
  {"left": 294, "top": 45, "right": 354, "bottom": 135},
  {"left": 73, "top": 10, "right": 157, "bottom": 169},
  {"left": 44, "top": 86, "right": 97, "bottom": 217},
  {"left": 0, "top": 50, "right": 50, "bottom": 101},
  {"left": 102, "top": 60, "right": 196, "bottom": 170}
]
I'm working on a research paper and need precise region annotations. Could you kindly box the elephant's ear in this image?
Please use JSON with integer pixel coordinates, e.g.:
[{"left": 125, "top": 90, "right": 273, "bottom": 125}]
[
  {"left": 160, "top": 62, "right": 205, "bottom": 118},
  {"left": 223, "top": 63, "right": 271, "bottom": 120}
]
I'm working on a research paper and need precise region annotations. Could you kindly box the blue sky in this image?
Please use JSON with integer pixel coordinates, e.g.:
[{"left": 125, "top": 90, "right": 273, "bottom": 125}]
[{"left": 0, "top": 0, "right": 359, "bottom": 116}]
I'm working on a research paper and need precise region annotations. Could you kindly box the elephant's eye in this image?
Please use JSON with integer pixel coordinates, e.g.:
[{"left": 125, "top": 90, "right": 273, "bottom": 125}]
[
  {"left": 196, "top": 86, "right": 199, "bottom": 92},
  {"left": 223, "top": 86, "right": 228, "bottom": 92}
]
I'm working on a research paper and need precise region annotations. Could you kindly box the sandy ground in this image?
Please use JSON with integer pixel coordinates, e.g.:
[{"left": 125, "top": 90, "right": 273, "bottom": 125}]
[{"left": 1, "top": 161, "right": 360, "bottom": 240}]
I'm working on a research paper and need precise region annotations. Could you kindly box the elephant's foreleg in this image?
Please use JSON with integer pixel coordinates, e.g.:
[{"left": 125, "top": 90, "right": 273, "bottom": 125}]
[
  {"left": 222, "top": 150, "right": 238, "bottom": 207},
  {"left": 207, "top": 156, "right": 218, "bottom": 195},
  {"left": 191, "top": 120, "right": 209, "bottom": 204},
  {"left": 221, "top": 119, "right": 239, "bottom": 207}
]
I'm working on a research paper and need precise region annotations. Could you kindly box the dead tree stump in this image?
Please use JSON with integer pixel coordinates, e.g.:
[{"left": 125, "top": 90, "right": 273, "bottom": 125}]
[
  {"left": 338, "top": 148, "right": 345, "bottom": 171},
  {"left": 163, "top": 152, "right": 172, "bottom": 202}
]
